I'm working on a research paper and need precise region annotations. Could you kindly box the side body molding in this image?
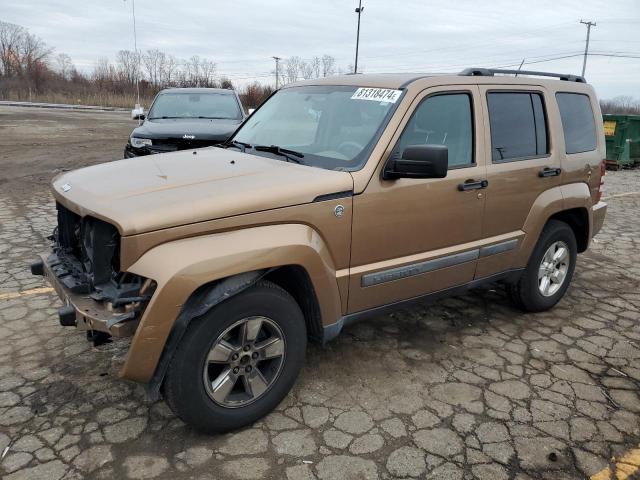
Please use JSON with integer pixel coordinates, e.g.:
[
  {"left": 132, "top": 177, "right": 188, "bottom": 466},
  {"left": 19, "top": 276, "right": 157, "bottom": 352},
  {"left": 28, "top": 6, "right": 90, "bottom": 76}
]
[{"left": 122, "top": 224, "right": 342, "bottom": 383}]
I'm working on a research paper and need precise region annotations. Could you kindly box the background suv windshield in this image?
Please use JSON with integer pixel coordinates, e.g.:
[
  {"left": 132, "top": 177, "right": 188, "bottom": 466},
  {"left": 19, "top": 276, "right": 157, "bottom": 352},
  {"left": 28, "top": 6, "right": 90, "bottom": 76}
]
[
  {"left": 232, "top": 85, "right": 401, "bottom": 170},
  {"left": 148, "top": 92, "right": 242, "bottom": 120}
]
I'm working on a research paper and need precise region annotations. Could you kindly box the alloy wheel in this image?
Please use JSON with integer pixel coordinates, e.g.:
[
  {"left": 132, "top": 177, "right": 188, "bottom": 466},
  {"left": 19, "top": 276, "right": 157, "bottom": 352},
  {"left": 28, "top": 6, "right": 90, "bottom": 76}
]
[
  {"left": 537, "top": 240, "right": 570, "bottom": 297},
  {"left": 202, "top": 316, "right": 286, "bottom": 408}
]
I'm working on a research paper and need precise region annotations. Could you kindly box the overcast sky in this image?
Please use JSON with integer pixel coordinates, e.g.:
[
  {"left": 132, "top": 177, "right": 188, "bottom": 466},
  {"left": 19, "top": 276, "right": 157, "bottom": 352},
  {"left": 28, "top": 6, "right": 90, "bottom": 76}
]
[{"left": 2, "top": 0, "right": 639, "bottom": 98}]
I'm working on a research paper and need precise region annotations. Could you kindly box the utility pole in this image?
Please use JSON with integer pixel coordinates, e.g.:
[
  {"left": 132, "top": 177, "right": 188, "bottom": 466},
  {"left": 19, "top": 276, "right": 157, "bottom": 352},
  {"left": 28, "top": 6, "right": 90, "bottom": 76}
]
[
  {"left": 272, "top": 56, "right": 281, "bottom": 89},
  {"left": 354, "top": 0, "right": 364, "bottom": 74},
  {"left": 580, "top": 20, "right": 596, "bottom": 77}
]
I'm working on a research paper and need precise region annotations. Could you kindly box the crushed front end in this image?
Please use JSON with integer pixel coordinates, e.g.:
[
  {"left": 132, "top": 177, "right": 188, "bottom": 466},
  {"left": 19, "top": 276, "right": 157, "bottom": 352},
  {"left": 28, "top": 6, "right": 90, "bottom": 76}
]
[
  {"left": 31, "top": 202, "right": 155, "bottom": 343},
  {"left": 124, "top": 137, "right": 225, "bottom": 158}
]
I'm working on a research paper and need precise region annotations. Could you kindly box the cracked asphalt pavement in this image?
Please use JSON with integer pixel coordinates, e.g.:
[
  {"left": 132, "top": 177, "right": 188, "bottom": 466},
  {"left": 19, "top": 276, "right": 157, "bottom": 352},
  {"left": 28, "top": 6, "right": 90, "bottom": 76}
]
[{"left": 1, "top": 107, "right": 640, "bottom": 479}]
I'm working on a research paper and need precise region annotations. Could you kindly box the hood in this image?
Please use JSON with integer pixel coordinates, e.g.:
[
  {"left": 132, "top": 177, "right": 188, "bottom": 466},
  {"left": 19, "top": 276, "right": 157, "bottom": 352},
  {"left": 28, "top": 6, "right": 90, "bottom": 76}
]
[
  {"left": 52, "top": 148, "right": 353, "bottom": 236},
  {"left": 131, "top": 117, "right": 242, "bottom": 142}
]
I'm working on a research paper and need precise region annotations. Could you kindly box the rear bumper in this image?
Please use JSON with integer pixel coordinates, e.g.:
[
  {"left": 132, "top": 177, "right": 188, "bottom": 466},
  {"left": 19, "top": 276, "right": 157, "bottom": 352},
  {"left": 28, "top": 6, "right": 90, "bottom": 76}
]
[
  {"left": 36, "top": 253, "right": 139, "bottom": 337},
  {"left": 592, "top": 201, "right": 607, "bottom": 237}
]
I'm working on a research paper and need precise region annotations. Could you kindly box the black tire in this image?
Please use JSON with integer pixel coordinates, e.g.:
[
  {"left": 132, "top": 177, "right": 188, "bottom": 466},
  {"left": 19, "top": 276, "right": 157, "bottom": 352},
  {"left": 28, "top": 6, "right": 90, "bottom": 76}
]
[
  {"left": 508, "top": 219, "right": 577, "bottom": 312},
  {"left": 163, "top": 280, "right": 307, "bottom": 433}
]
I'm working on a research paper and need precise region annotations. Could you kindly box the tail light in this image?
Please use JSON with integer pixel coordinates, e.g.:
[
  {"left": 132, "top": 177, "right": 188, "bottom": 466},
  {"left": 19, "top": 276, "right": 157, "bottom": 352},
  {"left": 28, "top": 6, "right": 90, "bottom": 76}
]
[{"left": 596, "top": 159, "right": 606, "bottom": 203}]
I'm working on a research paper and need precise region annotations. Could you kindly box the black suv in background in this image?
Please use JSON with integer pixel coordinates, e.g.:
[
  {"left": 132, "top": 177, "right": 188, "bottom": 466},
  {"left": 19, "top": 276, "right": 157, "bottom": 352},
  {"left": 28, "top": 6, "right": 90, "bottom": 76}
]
[{"left": 124, "top": 88, "right": 246, "bottom": 158}]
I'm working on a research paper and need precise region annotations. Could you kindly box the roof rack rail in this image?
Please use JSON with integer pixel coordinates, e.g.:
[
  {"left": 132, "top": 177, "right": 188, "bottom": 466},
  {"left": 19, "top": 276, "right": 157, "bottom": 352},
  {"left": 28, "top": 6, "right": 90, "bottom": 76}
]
[{"left": 459, "top": 68, "right": 586, "bottom": 83}]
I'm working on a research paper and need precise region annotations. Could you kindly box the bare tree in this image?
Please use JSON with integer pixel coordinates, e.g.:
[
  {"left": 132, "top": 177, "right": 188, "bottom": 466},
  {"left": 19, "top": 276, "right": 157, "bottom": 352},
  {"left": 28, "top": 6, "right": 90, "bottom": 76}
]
[
  {"left": 285, "top": 56, "right": 302, "bottom": 84},
  {"left": 186, "top": 55, "right": 201, "bottom": 85},
  {"left": 93, "top": 57, "right": 110, "bottom": 80},
  {"left": 55, "top": 53, "right": 73, "bottom": 80},
  {"left": 161, "top": 54, "right": 178, "bottom": 86},
  {"left": 219, "top": 77, "right": 234, "bottom": 89},
  {"left": 7, "top": 28, "right": 52, "bottom": 94},
  {"left": 300, "top": 59, "right": 314, "bottom": 80},
  {"left": 321, "top": 54, "right": 335, "bottom": 77},
  {"left": 142, "top": 48, "right": 166, "bottom": 86},
  {"left": 116, "top": 50, "right": 139, "bottom": 85},
  {"left": 310, "top": 56, "right": 321, "bottom": 78},
  {"left": 200, "top": 58, "right": 216, "bottom": 86},
  {"left": 92, "top": 56, "right": 114, "bottom": 89},
  {"left": 0, "top": 21, "right": 24, "bottom": 76},
  {"left": 183, "top": 55, "right": 216, "bottom": 87}
]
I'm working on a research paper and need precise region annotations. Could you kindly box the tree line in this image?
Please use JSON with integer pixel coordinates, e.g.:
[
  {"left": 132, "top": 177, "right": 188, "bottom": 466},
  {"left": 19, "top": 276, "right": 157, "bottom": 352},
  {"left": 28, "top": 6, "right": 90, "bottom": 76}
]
[
  {"left": 2, "top": 20, "right": 638, "bottom": 114},
  {"left": 0, "top": 20, "right": 341, "bottom": 109},
  {"left": 600, "top": 96, "right": 640, "bottom": 116}
]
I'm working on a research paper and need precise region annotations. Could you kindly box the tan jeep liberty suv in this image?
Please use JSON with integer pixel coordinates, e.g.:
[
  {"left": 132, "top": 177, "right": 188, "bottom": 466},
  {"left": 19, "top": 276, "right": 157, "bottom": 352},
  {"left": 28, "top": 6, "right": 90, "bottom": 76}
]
[{"left": 32, "top": 68, "right": 607, "bottom": 433}]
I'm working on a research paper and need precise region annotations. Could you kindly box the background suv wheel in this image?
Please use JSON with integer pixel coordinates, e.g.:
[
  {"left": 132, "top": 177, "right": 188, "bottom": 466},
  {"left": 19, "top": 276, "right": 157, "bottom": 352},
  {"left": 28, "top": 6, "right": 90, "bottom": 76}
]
[
  {"left": 163, "top": 280, "right": 307, "bottom": 433},
  {"left": 508, "top": 219, "right": 577, "bottom": 312}
]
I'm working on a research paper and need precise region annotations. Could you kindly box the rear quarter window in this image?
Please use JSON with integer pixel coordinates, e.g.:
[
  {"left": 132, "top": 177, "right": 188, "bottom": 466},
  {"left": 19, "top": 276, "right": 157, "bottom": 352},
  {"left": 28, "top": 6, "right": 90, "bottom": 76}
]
[{"left": 556, "top": 93, "right": 597, "bottom": 154}]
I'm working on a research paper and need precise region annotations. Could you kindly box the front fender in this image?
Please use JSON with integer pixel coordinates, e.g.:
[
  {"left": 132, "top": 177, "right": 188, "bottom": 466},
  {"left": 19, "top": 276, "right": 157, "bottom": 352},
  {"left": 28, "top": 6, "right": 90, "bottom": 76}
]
[{"left": 120, "top": 224, "right": 342, "bottom": 383}]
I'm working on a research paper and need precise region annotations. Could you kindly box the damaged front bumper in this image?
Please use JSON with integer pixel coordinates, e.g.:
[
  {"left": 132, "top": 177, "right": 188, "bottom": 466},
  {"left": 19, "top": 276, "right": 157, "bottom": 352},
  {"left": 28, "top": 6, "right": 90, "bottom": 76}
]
[{"left": 32, "top": 253, "right": 142, "bottom": 337}]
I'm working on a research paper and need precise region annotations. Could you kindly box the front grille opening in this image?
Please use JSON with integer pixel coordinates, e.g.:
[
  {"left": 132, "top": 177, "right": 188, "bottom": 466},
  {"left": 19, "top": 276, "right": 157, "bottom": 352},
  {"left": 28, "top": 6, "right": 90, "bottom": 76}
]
[{"left": 56, "top": 202, "right": 82, "bottom": 257}]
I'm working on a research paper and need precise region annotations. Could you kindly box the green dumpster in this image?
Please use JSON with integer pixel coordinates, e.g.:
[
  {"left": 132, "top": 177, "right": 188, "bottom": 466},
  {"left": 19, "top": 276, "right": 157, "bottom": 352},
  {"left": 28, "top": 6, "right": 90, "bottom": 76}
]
[{"left": 603, "top": 114, "right": 640, "bottom": 169}]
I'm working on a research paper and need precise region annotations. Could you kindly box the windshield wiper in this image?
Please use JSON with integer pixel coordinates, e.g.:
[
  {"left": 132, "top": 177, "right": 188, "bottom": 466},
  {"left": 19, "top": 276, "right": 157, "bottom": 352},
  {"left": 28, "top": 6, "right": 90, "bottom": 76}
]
[
  {"left": 220, "top": 140, "right": 252, "bottom": 152},
  {"left": 254, "top": 145, "right": 305, "bottom": 164},
  {"left": 148, "top": 116, "right": 182, "bottom": 120}
]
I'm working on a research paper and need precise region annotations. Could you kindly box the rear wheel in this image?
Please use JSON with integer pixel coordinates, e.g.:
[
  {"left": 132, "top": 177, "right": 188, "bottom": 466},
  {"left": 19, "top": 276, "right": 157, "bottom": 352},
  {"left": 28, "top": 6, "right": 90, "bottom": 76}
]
[
  {"left": 508, "top": 220, "right": 577, "bottom": 312},
  {"left": 164, "top": 281, "right": 306, "bottom": 433}
]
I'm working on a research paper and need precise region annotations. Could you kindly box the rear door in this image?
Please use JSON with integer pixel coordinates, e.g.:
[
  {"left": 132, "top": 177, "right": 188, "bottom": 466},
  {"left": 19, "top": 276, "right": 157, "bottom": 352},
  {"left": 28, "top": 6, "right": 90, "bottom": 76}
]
[{"left": 476, "top": 85, "right": 562, "bottom": 278}]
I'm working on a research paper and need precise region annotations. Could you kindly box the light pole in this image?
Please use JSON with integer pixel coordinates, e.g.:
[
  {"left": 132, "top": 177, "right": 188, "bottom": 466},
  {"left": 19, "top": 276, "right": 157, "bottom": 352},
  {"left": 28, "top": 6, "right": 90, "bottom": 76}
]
[
  {"left": 354, "top": 0, "right": 364, "bottom": 74},
  {"left": 580, "top": 20, "right": 596, "bottom": 77},
  {"left": 272, "top": 56, "right": 281, "bottom": 89},
  {"left": 125, "top": 0, "right": 141, "bottom": 107}
]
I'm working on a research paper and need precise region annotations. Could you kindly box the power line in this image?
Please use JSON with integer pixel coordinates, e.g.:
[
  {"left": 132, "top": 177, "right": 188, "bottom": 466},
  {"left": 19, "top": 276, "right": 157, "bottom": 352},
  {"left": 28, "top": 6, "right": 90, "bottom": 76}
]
[
  {"left": 489, "top": 52, "right": 640, "bottom": 71},
  {"left": 362, "top": 50, "right": 639, "bottom": 77},
  {"left": 364, "top": 49, "right": 586, "bottom": 73},
  {"left": 356, "top": 20, "right": 578, "bottom": 63}
]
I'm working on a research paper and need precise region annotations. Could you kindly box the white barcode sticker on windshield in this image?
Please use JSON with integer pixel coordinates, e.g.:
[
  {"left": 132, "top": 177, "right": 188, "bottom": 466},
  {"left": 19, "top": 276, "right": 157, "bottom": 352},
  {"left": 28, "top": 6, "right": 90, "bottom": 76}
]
[{"left": 351, "top": 88, "right": 402, "bottom": 103}]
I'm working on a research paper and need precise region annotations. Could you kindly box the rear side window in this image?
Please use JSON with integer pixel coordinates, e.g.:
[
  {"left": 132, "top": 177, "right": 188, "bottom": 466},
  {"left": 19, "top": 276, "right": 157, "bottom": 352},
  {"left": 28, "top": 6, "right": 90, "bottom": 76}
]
[
  {"left": 488, "top": 92, "right": 548, "bottom": 162},
  {"left": 556, "top": 93, "right": 597, "bottom": 154},
  {"left": 397, "top": 93, "right": 473, "bottom": 168}
]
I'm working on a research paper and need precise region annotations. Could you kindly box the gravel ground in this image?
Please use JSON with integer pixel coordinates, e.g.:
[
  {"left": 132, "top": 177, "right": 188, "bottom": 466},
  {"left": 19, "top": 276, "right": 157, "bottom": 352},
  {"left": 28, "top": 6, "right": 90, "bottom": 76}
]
[{"left": 1, "top": 106, "right": 640, "bottom": 480}]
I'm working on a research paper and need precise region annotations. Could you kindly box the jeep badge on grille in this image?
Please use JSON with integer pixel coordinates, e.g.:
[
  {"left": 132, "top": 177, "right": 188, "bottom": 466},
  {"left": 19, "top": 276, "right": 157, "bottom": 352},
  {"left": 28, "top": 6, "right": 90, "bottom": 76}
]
[{"left": 183, "top": 134, "right": 195, "bottom": 139}]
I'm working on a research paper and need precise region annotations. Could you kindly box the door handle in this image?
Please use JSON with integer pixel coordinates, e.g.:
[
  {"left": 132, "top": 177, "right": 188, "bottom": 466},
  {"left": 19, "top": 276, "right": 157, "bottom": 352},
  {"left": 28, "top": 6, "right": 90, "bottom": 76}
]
[
  {"left": 538, "top": 167, "right": 562, "bottom": 177},
  {"left": 458, "top": 179, "right": 488, "bottom": 191}
]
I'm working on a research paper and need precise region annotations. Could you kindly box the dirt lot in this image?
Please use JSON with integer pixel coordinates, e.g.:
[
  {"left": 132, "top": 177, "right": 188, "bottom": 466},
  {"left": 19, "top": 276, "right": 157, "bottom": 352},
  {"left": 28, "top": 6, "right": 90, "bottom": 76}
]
[
  {"left": 1, "top": 106, "right": 640, "bottom": 480},
  {"left": 0, "top": 106, "right": 133, "bottom": 195}
]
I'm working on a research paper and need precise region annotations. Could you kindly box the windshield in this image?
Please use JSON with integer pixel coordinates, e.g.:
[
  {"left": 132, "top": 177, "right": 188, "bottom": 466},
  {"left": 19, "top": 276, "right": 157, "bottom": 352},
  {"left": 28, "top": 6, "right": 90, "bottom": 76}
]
[
  {"left": 148, "top": 92, "right": 242, "bottom": 120},
  {"left": 231, "top": 85, "right": 402, "bottom": 170}
]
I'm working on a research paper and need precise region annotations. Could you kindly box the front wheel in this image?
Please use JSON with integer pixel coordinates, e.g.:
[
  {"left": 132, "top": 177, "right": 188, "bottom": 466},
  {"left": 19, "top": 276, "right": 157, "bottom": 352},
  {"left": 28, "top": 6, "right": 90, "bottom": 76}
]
[
  {"left": 163, "top": 281, "right": 307, "bottom": 433},
  {"left": 508, "top": 219, "right": 577, "bottom": 312}
]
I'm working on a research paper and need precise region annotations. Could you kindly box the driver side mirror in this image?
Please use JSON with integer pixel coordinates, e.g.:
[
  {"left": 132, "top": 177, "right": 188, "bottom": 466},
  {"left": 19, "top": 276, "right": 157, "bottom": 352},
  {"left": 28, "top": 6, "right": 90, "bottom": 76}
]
[
  {"left": 131, "top": 104, "right": 145, "bottom": 120},
  {"left": 383, "top": 144, "right": 448, "bottom": 180}
]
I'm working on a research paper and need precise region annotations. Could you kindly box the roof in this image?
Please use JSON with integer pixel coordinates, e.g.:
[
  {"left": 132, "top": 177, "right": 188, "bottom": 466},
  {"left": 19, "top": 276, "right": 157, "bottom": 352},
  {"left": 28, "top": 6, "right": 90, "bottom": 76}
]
[
  {"left": 286, "top": 73, "right": 442, "bottom": 89},
  {"left": 285, "top": 69, "right": 589, "bottom": 90},
  {"left": 158, "top": 87, "right": 235, "bottom": 95}
]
